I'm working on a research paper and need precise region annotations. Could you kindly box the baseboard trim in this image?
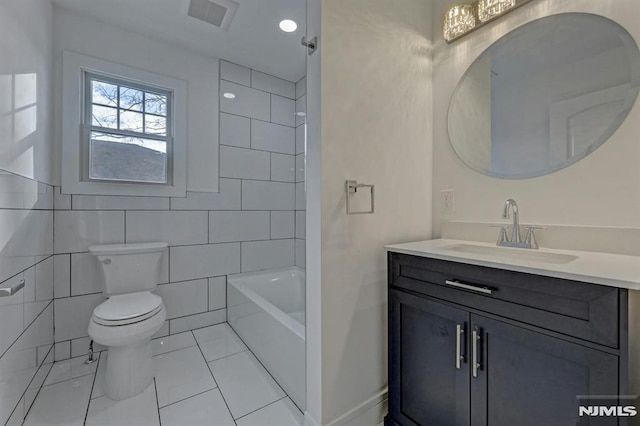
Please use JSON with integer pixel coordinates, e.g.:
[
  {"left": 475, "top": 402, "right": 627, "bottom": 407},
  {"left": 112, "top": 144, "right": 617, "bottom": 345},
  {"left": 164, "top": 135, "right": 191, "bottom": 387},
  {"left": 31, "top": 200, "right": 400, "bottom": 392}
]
[{"left": 327, "top": 389, "right": 389, "bottom": 426}]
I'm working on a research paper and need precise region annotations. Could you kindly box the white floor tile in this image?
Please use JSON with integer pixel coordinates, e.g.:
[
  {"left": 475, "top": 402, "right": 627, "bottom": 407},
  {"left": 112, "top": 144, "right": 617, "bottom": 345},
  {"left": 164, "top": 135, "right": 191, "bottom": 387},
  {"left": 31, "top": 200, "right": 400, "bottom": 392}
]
[
  {"left": 25, "top": 321, "right": 303, "bottom": 426},
  {"left": 154, "top": 346, "right": 217, "bottom": 407},
  {"left": 152, "top": 331, "right": 196, "bottom": 356},
  {"left": 209, "top": 351, "right": 285, "bottom": 419},
  {"left": 236, "top": 398, "right": 303, "bottom": 426},
  {"left": 85, "top": 382, "right": 160, "bottom": 426},
  {"left": 92, "top": 352, "right": 107, "bottom": 399},
  {"left": 24, "top": 374, "right": 94, "bottom": 426},
  {"left": 43, "top": 355, "right": 98, "bottom": 386},
  {"left": 193, "top": 323, "right": 247, "bottom": 362},
  {"left": 159, "top": 388, "right": 234, "bottom": 426}
]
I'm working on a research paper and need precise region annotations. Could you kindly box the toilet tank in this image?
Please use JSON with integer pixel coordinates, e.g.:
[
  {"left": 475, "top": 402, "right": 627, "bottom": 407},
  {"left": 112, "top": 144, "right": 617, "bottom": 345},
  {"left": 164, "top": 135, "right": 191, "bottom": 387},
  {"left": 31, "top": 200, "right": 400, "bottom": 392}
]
[{"left": 89, "top": 242, "right": 168, "bottom": 296}]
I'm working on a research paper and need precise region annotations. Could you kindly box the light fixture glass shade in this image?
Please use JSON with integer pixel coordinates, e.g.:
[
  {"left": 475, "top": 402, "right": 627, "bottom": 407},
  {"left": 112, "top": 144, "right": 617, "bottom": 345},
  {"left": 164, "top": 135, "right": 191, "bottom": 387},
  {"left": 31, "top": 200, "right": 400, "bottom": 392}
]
[
  {"left": 444, "top": 4, "right": 476, "bottom": 42},
  {"left": 477, "top": 0, "right": 516, "bottom": 23}
]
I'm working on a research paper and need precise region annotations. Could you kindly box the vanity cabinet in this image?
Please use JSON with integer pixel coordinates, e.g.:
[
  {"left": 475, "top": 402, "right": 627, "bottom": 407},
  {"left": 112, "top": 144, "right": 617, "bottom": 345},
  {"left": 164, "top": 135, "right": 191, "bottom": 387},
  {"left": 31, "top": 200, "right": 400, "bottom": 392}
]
[
  {"left": 388, "top": 290, "right": 470, "bottom": 426},
  {"left": 386, "top": 252, "right": 628, "bottom": 426}
]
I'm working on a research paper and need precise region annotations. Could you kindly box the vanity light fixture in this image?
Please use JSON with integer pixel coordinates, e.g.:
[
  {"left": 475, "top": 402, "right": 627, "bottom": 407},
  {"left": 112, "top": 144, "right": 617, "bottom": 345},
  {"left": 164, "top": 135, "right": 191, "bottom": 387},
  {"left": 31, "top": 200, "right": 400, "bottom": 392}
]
[
  {"left": 279, "top": 19, "right": 298, "bottom": 33},
  {"left": 443, "top": 4, "right": 476, "bottom": 43},
  {"left": 223, "top": 92, "right": 236, "bottom": 99},
  {"left": 444, "top": 0, "right": 534, "bottom": 43},
  {"left": 478, "top": 0, "right": 516, "bottom": 22}
]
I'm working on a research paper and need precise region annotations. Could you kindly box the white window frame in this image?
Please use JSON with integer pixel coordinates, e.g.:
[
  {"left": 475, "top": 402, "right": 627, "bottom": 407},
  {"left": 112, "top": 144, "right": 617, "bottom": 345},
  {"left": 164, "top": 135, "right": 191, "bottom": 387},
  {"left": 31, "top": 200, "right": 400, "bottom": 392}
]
[{"left": 62, "top": 50, "right": 188, "bottom": 197}]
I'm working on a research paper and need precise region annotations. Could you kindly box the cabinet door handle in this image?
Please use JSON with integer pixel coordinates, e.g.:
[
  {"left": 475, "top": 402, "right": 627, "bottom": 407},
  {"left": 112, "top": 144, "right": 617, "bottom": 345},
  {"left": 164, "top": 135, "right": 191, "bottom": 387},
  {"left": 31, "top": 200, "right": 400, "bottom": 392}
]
[
  {"left": 456, "top": 324, "right": 465, "bottom": 369},
  {"left": 472, "top": 327, "right": 481, "bottom": 378},
  {"left": 445, "top": 280, "right": 493, "bottom": 295}
]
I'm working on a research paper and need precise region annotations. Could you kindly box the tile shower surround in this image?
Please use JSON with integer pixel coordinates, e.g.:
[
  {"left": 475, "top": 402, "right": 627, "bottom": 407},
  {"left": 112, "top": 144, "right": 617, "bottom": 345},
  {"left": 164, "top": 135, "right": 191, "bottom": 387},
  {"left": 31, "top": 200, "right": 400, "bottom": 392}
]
[
  {"left": 51, "top": 60, "right": 306, "bottom": 362},
  {"left": 0, "top": 173, "right": 55, "bottom": 425}
]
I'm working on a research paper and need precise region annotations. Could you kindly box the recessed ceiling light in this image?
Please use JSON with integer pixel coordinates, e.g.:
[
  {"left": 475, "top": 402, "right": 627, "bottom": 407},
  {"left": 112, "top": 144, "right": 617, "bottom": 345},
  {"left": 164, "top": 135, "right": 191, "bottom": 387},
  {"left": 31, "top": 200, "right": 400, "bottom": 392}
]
[
  {"left": 279, "top": 19, "right": 298, "bottom": 33},
  {"left": 223, "top": 92, "right": 236, "bottom": 99}
]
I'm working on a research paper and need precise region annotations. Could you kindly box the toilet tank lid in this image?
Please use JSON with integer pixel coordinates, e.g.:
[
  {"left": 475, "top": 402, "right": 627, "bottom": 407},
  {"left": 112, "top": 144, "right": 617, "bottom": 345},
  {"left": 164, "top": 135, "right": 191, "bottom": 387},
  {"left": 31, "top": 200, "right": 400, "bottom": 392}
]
[{"left": 89, "top": 242, "right": 168, "bottom": 256}]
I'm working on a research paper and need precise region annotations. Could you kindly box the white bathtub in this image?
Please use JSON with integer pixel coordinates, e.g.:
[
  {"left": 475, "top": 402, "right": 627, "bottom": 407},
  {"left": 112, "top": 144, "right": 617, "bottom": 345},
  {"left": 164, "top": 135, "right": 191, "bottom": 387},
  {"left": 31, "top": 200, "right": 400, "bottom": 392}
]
[{"left": 227, "top": 267, "right": 306, "bottom": 410}]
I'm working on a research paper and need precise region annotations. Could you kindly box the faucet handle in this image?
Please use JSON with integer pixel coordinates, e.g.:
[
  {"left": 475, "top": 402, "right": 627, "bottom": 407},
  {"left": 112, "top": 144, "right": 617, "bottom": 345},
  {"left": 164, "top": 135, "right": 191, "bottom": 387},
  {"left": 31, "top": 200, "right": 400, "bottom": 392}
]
[
  {"left": 491, "top": 225, "right": 510, "bottom": 246},
  {"left": 524, "top": 226, "right": 546, "bottom": 249}
]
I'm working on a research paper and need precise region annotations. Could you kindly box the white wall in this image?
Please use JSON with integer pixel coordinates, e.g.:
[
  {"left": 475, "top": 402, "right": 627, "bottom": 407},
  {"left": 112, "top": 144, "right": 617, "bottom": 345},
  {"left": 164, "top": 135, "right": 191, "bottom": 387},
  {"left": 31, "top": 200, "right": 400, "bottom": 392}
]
[
  {"left": 306, "top": 0, "right": 434, "bottom": 423},
  {"left": 433, "top": 0, "right": 640, "bottom": 240},
  {"left": 0, "top": 1, "right": 55, "bottom": 424},
  {"left": 52, "top": 7, "right": 219, "bottom": 192}
]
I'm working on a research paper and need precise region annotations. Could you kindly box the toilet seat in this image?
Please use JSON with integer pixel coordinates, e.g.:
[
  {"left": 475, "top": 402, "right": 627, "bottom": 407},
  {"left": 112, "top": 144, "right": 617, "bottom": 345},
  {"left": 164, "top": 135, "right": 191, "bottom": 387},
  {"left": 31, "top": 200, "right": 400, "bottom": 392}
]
[{"left": 93, "top": 292, "right": 163, "bottom": 326}]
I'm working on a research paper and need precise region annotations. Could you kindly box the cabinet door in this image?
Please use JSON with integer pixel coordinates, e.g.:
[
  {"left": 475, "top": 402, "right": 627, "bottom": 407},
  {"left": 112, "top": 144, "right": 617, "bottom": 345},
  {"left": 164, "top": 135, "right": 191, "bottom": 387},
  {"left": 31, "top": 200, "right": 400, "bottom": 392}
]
[
  {"left": 389, "top": 289, "right": 470, "bottom": 426},
  {"left": 470, "top": 314, "right": 619, "bottom": 426}
]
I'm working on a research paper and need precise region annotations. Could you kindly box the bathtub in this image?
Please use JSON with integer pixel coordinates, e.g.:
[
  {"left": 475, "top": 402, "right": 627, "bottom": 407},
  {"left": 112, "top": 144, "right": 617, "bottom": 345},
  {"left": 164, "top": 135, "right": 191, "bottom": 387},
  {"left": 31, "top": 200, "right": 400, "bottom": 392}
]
[{"left": 227, "top": 267, "right": 306, "bottom": 410}]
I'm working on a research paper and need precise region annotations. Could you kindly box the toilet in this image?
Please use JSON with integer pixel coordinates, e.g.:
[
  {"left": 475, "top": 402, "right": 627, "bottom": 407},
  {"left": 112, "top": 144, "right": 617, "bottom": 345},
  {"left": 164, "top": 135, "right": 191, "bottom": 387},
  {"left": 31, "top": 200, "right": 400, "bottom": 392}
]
[{"left": 88, "top": 242, "right": 168, "bottom": 401}]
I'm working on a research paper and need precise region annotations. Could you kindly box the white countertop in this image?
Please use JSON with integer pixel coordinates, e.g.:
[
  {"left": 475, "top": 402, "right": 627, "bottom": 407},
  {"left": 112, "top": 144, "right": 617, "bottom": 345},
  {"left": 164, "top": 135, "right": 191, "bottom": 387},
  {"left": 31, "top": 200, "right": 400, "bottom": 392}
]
[{"left": 385, "top": 239, "right": 640, "bottom": 290}]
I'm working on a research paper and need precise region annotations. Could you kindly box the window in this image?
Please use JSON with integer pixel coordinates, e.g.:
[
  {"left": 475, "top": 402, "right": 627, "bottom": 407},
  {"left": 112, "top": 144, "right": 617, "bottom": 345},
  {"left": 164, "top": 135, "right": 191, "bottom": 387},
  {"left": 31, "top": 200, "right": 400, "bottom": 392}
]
[
  {"left": 84, "top": 74, "right": 172, "bottom": 184},
  {"left": 62, "top": 51, "right": 187, "bottom": 197}
]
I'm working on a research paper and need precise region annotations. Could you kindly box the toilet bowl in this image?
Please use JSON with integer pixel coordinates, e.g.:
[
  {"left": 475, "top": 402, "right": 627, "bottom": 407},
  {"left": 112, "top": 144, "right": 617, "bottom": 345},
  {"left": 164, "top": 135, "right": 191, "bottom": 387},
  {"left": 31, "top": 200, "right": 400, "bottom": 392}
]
[{"left": 87, "top": 242, "right": 168, "bottom": 401}]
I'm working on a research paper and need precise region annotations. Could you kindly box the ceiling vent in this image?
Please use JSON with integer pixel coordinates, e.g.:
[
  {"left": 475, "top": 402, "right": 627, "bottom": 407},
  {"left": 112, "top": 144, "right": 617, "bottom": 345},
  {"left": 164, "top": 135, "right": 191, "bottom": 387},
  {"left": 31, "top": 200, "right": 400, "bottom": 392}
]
[{"left": 187, "top": 0, "right": 239, "bottom": 31}]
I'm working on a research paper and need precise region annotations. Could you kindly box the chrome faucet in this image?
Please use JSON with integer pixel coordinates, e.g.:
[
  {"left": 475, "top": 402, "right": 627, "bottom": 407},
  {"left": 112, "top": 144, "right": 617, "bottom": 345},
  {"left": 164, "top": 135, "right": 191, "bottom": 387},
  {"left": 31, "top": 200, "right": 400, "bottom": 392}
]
[
  {"left": 502, "top": 199, "right": 521, "bottom": 244},
  {"left": 496, "top": 199, "right": 545, "bottom": 249}
]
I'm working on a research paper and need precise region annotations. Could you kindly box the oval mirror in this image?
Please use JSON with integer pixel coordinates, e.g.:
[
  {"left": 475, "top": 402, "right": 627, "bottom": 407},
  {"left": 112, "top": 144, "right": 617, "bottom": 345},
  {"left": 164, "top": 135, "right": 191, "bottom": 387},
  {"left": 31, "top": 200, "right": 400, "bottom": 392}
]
[{"left": 448, "top": 13, "right": 640, "bottom": 179}]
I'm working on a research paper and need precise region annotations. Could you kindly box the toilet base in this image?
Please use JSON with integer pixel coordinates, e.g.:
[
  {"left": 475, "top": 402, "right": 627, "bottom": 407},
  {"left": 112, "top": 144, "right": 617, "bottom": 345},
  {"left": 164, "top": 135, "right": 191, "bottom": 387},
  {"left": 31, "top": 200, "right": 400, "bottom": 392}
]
[{"left": 104, "top": 340, "right": 154, "bottom": 400}]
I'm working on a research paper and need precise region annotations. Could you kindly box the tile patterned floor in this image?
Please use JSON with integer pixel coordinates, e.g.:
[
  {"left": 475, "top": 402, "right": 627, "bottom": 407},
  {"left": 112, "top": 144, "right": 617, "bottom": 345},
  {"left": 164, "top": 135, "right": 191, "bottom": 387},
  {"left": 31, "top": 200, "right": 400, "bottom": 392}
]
[{"left": 22, "top": 324, "right": 304, "bottom": 426}]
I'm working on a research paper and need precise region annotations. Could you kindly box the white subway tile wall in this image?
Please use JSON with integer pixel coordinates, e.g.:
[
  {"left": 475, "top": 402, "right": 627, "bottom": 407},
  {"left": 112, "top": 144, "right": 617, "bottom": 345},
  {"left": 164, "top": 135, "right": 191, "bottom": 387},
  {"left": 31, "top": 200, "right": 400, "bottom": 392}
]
[
  {"left": 251, "top": 121, "right": 295, "bottom": 154},
  {"left": 271, "top": 95, "right": 296, "bottom": 127},
  {"left": 208, "top": 277, "right": 227, "bottom": 311},
  {"left": 271, "top": 153, "right": 296, "bottom": 183},
  {"left": 72, "top": 195, "right": 170, "bottom": 211},
  {"left": 50, "top": 60, "right": 306, "bottom": 363},
  {"left": 220, "top": 81, "right": 270, "bottom": 121},
  {"left": 271, "top": 211, "right": 295, "bottom": 240},
  {"left": 220, "top": 61, "right": 251, "bottom": 86},
  {"left": 241, "top": 239, "right": 295, "bottom": 273},
  {"left": 251, "top": 70, "right": 296, "bottom": 99},
  {"left": 242, "top": 180, "right": 295, "bottom": 211},
  {"left": 155, "top": 279, "right": 209, "bottom": 320},
  {"left": 0, "top": 172, "right": 55, "bottom": 425},
  {"left": 125, "top": 211, "right": 209, "bottom": 246},
  {"left": 209, "top": 211, "right": 270, "bottom": 244},
  {"left": 220, "top": 113, "right": 250, "bottom": 148},
  {"left": 220, "top": 146, "right": 271, "bottom": 181}
]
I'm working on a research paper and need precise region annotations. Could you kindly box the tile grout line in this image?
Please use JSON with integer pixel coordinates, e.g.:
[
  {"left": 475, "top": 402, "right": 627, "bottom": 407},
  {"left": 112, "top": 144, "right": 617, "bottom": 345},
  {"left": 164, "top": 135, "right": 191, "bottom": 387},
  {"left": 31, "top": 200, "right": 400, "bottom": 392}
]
[
  {"left": 191, "top": 330, "right": 238, "bottom": 424},
  {"left": 154, "top": 341, "right": 198, "bottom": 358},
  {"left": 89, "top": 353, "right": 104, "bottom": 400},
  {"left": 233, "top": 395, "right": 289, "bottom": 422},
  {"left": 24, "top": 360, "right": 55, "bottom": 421},
  {"left": 225, "top": 324, "right": 291, "bottom": 405},
  {"left": 154, "top": 378, "right": 162, "bottom": 426},
  {"left": 43, "top": 369, "right": 97, "bottom": 389},
  {"left": 154, "top": 385, "right": 215, "bottom": 411},
  {"left": 222, "top": 100, "right": 296, "bottom": 128},
  {"left": 0, "top": 300, "right": 54, "bottom": 361},
  {"left": 9, "top": 344, "right": 55, "bottom": 424},
  {"left": 83, "top": 352, "right": 100, "bottom": 425}
]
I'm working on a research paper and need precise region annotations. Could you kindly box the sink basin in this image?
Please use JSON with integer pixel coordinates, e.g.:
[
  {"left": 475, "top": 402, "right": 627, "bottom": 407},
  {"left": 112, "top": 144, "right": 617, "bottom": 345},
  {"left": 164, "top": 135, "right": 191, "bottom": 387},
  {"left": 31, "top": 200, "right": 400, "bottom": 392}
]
[{"left": 442, "top": 244, "right": 578, "bottom": 265}]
